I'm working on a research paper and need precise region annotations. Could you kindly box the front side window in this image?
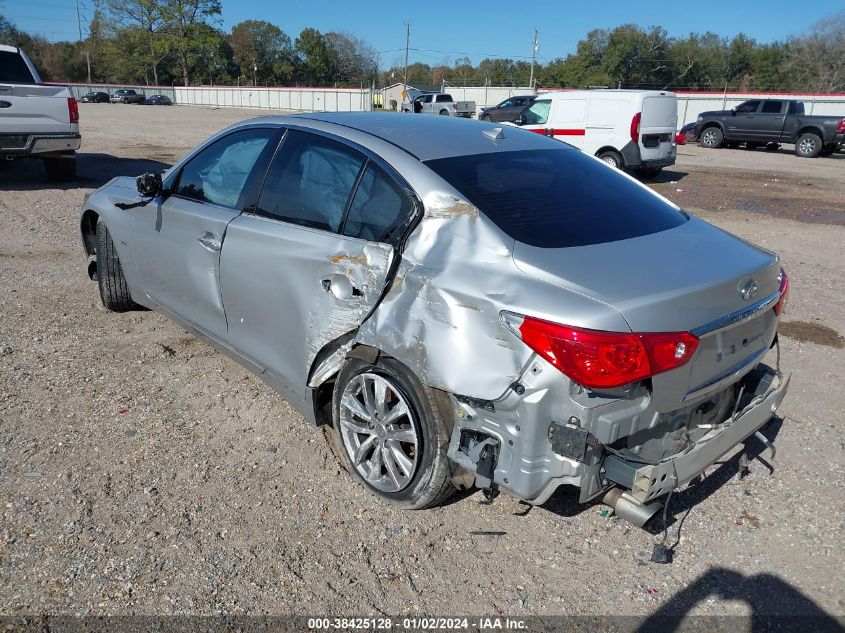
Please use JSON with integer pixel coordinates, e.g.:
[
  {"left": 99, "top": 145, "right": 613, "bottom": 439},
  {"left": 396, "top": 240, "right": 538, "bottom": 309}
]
[
  {"left": 735, "top": 100, "right": 760, "bottom": 113},
  {"left": 344, "top": 164, "right": 414, "bottom": 242},
  {"left": 256, "top": 130, "right": 364, "bottom": 232},
  {"left": 425, "top": 149, "right": 687, "bottom": 248},
  {"left": 175, "top": 128, "right": 274, "bottom": 208},
  {"left": 761, "top": 101, "right": 783, "bottom": 114},
  {"left": 499, "top": 99, "right": 514, "bottom": 108},
  {"left": 423, "top": 95, "right": 433, "bottom": 103},
  {"left": 523, "top": 99, "right": 551, "bottom": 125}
]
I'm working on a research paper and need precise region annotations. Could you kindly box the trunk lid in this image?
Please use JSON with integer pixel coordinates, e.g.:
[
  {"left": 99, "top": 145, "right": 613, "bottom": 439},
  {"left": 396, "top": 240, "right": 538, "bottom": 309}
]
[{"left": 512, "top": 216, "right": 781, "bottom": 410}]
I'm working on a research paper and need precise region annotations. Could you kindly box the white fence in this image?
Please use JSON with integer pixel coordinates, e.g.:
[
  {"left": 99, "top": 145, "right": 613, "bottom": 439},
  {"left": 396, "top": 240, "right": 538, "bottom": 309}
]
[
  {"left": 66, "top": 82, "right": 844, "bottom": 127},
  {"left": 174, "top": 85, "right": 372, "bottom": 112}
]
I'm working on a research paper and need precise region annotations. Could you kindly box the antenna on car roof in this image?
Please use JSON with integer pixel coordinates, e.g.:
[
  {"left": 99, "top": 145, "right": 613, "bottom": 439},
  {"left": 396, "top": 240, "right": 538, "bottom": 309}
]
[{"left": 482, "top": 127, "right": 505, "bottom": 140}]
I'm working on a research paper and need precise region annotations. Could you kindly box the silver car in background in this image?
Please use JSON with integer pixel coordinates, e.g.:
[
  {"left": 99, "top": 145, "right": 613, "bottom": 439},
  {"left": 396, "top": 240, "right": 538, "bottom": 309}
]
[{"left": 79, "top": 113, "right": 790, "bottom": 525}]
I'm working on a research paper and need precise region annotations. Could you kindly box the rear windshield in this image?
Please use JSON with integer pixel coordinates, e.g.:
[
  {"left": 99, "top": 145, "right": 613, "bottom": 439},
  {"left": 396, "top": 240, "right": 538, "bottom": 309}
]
[
  {"left": 0, "top": 51, "right": 36, "bottom": 84},
  {"left": 425, "top": 149, "right": 687, "bottom": 248}
]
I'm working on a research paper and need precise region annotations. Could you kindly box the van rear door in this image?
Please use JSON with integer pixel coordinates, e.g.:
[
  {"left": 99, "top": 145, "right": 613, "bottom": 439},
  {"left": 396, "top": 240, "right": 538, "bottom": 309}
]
[{"left": 640, "top": 93, "right": 677, "bottom": 163}]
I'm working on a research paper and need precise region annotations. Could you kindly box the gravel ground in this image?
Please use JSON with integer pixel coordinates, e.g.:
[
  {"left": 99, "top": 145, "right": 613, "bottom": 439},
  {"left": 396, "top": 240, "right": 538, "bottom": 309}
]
[{"left": 0, "top": 104, "right": 843, "bottom": 621}]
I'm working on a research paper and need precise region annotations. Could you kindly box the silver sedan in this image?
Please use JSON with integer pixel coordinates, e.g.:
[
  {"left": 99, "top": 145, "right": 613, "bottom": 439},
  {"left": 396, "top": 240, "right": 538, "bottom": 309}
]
[{"left": 79, "top": 113, "right": 790, "bottom": 525}]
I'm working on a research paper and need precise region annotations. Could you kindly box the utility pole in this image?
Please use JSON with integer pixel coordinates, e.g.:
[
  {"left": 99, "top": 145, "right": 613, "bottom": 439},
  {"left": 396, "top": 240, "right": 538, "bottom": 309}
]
[
  {"left": 75, "top": 0, "right": 91, "bottom": 83},
  {"left": 402, "top": 22, "right": 410, "bottom": 108},
  {"left": 529, "top": 28, "right": 538, "bottom": 91}
]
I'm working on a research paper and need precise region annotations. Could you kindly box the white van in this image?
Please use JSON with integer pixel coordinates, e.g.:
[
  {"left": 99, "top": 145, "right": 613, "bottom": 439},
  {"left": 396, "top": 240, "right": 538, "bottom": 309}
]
[{"left": 518, "top": 89, "right": 677, "bottom": 177}]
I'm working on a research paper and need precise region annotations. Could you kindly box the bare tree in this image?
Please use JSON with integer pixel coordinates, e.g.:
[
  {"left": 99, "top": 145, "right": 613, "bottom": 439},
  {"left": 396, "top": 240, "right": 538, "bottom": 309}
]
[{"left": 787, "top": 10, "right": 845, "bottom": 92}]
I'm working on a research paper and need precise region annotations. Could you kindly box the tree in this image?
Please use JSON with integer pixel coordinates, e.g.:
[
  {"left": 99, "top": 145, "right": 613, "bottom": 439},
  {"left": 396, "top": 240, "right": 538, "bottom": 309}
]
[
  {"left": 230, "top": 20, "right": 292, "bottom": 85},
  {"left": 161, "top": 0, "right": 221, "bottom": 85},
  {"left": 325, "top": 31, "right": 375, "bottom": 85},
  {"left": 107, "top": 0, "right": 170, "bottom": 84},
  {"left": 787, "top": 10, "right": 845, "bottom": 92},
  {"left": 295, "top": 28, "right": 337, "bottom": 85}
]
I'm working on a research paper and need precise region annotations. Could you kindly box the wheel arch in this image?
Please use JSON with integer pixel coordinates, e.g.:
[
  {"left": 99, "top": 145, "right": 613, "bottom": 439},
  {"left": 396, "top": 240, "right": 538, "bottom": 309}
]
[
  {"left": 794, "top": 126, "right": 824, "bottom": 142},
  {"left": 595, "top": 146, "right": 624, "bottom": 167}
]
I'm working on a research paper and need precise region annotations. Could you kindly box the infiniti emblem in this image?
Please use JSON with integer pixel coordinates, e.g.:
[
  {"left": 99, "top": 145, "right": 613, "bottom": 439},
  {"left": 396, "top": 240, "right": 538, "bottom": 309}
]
[{"left": 740, "top": 279, "right": 759, "bottom": 301}]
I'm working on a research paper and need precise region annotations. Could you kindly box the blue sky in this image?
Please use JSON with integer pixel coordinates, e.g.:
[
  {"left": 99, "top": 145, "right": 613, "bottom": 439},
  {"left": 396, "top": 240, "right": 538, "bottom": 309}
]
[{"left": 5, "top": 0, "right": 842, "bottom": 66}]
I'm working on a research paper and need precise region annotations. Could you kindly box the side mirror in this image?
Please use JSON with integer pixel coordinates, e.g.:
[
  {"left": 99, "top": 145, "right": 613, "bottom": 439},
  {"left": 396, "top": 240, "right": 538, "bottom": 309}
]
[
  {"left": 516, "top": 113, "right": 526, "bottom": 126},
  {"left": 137, "top": 172, "right": 162, "bottom": 197}
]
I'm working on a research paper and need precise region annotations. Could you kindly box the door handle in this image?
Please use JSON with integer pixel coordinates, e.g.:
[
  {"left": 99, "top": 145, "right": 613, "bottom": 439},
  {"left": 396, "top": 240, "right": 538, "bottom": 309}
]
[
  {"left": 321, "top": 275, "right": 362, "bottom": 300},
  {"left": 196, "top": 235, "right": 222, "bottom": 251}
]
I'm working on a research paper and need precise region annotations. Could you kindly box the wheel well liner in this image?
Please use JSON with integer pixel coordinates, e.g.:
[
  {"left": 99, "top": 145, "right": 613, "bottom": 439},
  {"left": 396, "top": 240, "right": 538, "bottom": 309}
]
[
  {"left": 80, "top": 209, "right": 99, "bottom": 257},
  {"left": 795, "top": 126, "right": 823, "bottom": 141}
]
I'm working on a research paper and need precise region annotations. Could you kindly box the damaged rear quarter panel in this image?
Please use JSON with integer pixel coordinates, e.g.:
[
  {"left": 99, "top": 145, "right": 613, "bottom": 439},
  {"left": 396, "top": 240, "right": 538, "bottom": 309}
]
[{"left": 356, "top": 192, "right": 631, "bottom": 401}]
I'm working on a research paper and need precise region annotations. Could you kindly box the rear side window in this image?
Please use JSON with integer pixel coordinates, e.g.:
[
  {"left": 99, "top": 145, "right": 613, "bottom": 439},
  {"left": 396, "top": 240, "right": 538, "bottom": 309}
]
[
  {"left": 344, "top": 164, "right": 413, "bottom": 242},
  {"left": 175, "top": 128, "right": 274, "bottom": 208},
  {"left": 436, "top": 95, "right": 453, "bottom": 103},
  {"left": 425, "top": 149, "right": 687, "bottom": 248},
  {"left": 0, "top": 51, "right": 36, "bottom": 83},
  {"left": 256, "top": 130, "right": 365, "bottom": 232},
  {"left": 761, "top": 101, "right": 783, "bottom": 114},
  {"left": 523, "top": 99, "right": 551, "bottom": 125}
]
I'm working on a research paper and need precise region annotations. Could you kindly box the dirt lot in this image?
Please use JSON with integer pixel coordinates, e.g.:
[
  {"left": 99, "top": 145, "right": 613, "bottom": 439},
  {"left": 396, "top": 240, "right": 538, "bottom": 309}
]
[{"left": 1, "top": 104, "right": 844, "bottom": 622}]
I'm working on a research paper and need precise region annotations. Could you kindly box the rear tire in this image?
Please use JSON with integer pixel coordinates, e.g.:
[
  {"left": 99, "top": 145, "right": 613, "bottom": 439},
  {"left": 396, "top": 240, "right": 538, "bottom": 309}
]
[
  {"left": 795, "top": 132, "right": 822, "bottom": 158},
  {"left": 43, "top": 156, "right": 77, "bottom": 182},
  {"left": 96, "top": 219, "right": 138, "bottom": 312},
  {"left": 699, "top": 126, "right": 723, "bottom": 148},
  {"left": 439, "top": 109, "right": 449, "bottom": 116},
  {"left": 331, "top": 357, "right": 455, "bottom": 509},
  {"left": 597, "top": 150, "right": 623, "bottom": 169}
]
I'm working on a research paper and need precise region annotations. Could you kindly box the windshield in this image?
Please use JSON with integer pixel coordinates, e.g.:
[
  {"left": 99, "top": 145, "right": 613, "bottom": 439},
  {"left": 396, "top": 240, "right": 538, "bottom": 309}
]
[
  {"left": 523, "top": 99, "right": 551, "bottom": 125},
  {"left": 0, "top": 51, "right": 36, "bottom": 84},
  {"left": 425, "top": 149, "right": 687, "bottom": 248}
]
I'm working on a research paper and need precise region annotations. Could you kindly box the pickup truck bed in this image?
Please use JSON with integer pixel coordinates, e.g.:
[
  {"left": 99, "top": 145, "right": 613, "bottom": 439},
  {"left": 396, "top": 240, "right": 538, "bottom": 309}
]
[{"left": 1, "top": 44, "right": 80, "bottom": 180}]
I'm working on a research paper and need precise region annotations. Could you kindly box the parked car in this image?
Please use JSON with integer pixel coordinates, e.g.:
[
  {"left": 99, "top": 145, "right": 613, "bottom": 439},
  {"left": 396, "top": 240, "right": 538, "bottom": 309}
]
[
  {"left": 79, "top": 113, "right": 790, "bottom": 525},
  {"left": 403, "top": 93, "right": 476, "bottom": 117},
  {"left": 479, "top": 95, "right": 536, "bottom": 123},
  {"left": 80, "top": 91, "right": 110, "bottom": 103},
  {"left": 517, "top": 89, "right": 677, "bottom": 178},
  {"left": 0, "top": 44, "right": 80, "bottom": 181},
  {"left": 110, "top": 89, "right": 145, "bottom": 104},
  {"left": 676, "top": 122, "right": 698, "bottom": 145},
  {"left": 145, "top": 94, "right": 172, "bottom": 105},
  {"left": 697, "top": 99, "right": 845, "bottom": 157}
]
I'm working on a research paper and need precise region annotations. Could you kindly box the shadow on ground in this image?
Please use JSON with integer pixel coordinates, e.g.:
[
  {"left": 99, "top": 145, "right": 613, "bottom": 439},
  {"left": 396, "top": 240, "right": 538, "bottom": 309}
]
[
  {"left": 637, "top": 568, "right": 845, "bottom": 632},
  {"left": 0, "top": 153, "right": 171, "bottom": 191}
]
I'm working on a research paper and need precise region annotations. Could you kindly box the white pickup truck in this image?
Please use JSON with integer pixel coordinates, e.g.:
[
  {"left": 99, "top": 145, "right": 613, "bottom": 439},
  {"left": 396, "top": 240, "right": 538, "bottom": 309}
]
[
  {"left": 403, "top": 93, "right": 476, "bottom": 118},
  {"left": 1, "top": 44, "right": 81, "bottom": 181}
]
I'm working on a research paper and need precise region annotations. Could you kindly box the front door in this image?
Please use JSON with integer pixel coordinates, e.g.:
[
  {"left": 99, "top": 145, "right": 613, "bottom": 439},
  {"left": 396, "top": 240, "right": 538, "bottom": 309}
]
[
  {"left": 131, "top": 127, "right": 278, "bottom": 339},
  {"left": 219, "top": 129, "right": 416, "bottom": 394}
]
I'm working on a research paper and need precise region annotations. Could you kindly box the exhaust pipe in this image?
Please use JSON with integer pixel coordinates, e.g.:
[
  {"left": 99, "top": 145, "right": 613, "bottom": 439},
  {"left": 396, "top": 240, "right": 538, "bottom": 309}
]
[{"left": 603, "top": 488, "right": 663, "bottom": 528}]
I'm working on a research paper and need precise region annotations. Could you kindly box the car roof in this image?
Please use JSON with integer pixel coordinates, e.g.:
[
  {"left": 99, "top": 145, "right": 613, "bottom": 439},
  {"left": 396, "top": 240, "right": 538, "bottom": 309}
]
[
  {"left": 242, "top": 112, "right": 569, "bottom": 161},
  {"left": 536, "top": 89, "right": 675, "bottom": 100}
]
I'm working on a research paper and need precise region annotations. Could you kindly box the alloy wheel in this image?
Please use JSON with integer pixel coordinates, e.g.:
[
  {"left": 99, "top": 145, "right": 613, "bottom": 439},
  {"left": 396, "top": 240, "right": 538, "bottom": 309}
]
[
  {"left": 701, "top": 129, "right": 718, "bottom": 147},
  {"left": 798, "top": 137, "right": 816, "bottom": 156},
  {"left": 338, "top": 372, "right": 420, "bottom": 493}
]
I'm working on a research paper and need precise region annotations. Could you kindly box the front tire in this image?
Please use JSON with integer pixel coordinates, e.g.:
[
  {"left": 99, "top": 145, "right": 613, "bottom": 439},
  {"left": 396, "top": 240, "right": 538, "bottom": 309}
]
[
  {"left": 795, "top": 132, "right": 822, "bottom": 158},
  {"left": 332, "top": 357, "right": 454, "bottom": 509},
  {"left": 699, "top": 126, "right": 723, "bottom": 148},
  {"left": 96, "top": 219, "right": 138, "bottom": 312},
  {"left": 481, "top": 114, "right": 493, "bottom": 122}
]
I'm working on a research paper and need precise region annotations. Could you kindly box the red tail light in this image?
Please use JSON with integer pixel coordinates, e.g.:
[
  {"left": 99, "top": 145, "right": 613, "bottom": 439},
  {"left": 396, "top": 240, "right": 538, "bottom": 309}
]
[
  {"left": 630, "top": 112, "right": 641, "bottom": 143},
  {"left": 517, "top": 316, "right": 698, "bottom": 389},
  {"left": 835, "top": 118, "right": 845, "bottom": 134},
  {"left": 774, "top": 268, "right": 789, "bottom": 316},
  {"left": 68, "top": 97, "right": 79, "bottom": 124}
]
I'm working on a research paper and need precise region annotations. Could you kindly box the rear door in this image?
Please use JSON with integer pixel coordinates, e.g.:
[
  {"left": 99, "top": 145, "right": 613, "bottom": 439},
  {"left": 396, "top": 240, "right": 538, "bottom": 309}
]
[
  {"left": 219, "top": 129, "right": 409, "bottom": 392},
  {"left": 746, "top": 100, "right": 786, "bottom": 140},
  {"left": 131, "top": 126, "right": 279, "bottom": 340},
  {"left": 640, "top": 93, "right": 677, "bottom": 162},
  {"left": 0, "top": 49, "right": 70, "bottom": 136}
]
